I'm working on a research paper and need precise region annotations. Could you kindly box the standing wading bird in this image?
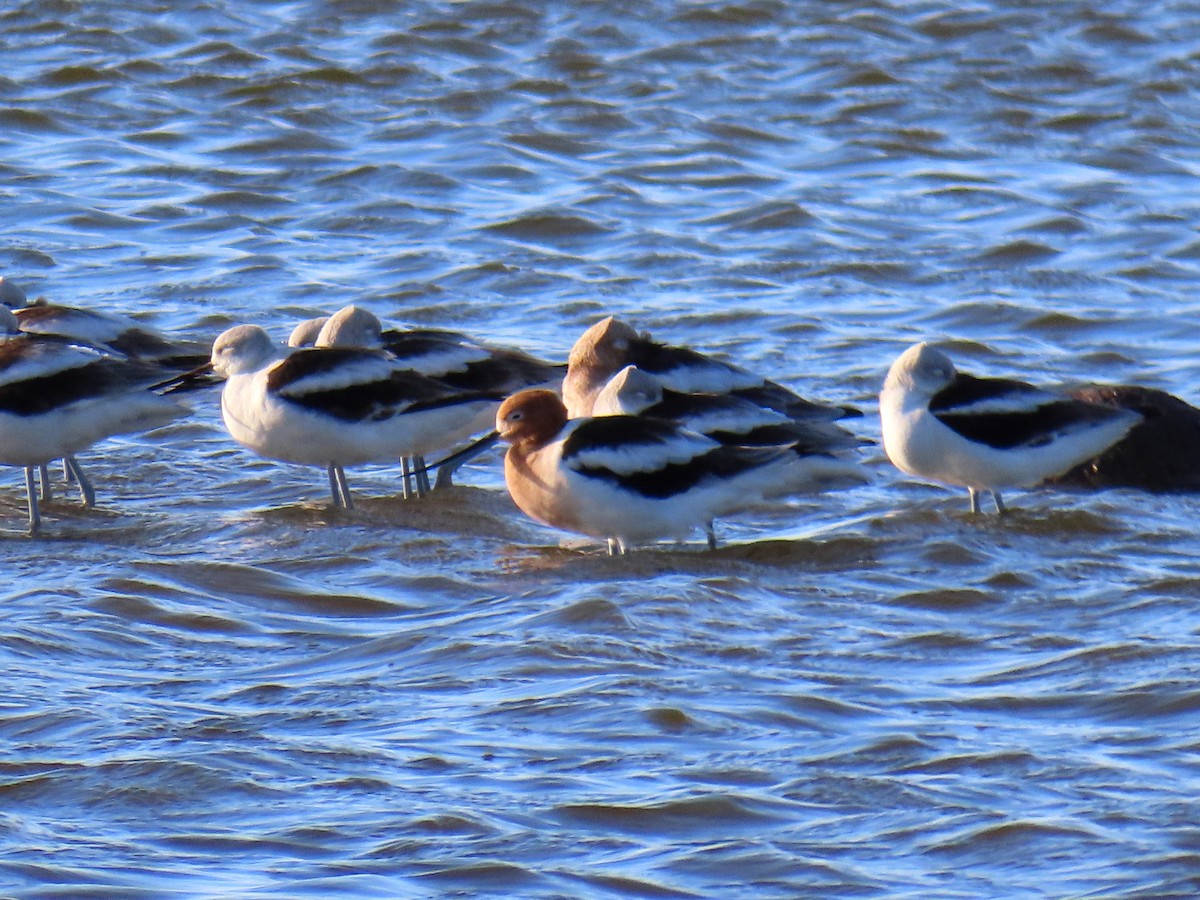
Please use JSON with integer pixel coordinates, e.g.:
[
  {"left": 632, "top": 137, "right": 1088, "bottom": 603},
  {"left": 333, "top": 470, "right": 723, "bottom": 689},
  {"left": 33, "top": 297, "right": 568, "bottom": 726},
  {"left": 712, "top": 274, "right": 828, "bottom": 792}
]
[
  {"left": 306, "top": 305, "right": 564, "bottom": 495},
  {"left": 494, "top": 389, "right": 859, "bottom": 554},
  {"left": 0, "top": 277, "right": 210, "bottom": 500},
  {"left": 0, "top": 310, "right": 189, "bottom": 533},
  {"left": 0, "top": 277, "right": 209, "bottom": 369},
  {"left": 166, "top": 324, "right": 503, "bottom": 510},
  {"left": 879, "top": 342, "right": 1142, "bottom": 514},
  {"left": 563, "top": 316, "right": 859, "bottom": 421},
  {"left": 589, "top": 364, "right": 869, "bottom": 547}
]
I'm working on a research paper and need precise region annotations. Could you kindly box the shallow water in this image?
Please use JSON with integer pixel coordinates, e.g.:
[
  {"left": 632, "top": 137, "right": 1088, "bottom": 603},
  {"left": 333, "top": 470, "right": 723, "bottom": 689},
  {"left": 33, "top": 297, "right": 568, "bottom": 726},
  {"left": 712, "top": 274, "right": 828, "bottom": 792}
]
[{"left": 2, "top": 1, "right": 1200, "bottom": 896}]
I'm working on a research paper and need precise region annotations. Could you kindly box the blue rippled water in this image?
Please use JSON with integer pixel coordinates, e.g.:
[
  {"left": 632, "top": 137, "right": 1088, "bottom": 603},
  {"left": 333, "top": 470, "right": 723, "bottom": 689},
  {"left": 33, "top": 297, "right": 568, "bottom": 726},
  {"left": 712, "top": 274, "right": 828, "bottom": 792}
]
[{"left": 2, "top": 1, "right": 1200, "bottom": 896}]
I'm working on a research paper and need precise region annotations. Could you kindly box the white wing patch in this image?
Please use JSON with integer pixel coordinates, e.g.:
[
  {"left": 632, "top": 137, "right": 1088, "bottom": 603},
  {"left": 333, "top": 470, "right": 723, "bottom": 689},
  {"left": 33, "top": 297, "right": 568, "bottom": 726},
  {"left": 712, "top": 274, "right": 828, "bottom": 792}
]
[
  {"left": 941, "top": 387, "right": 1059, "bottom": 416},
  {"left": 655, "top": 359, "right": 762, "bottom": 394},
  {"left": 567, "top": 428, "right": 718, "bottom": 476},
  {"left": 0, "top": 342, "right": 107, "bottom": 387},
  {"left": 273, "top": 354, "right": 401, "bottom": 396},
  {"left": 676, "top": 401, "right": 790, "bottom": 435},
  {"left": 389, "top": 344, "right": 491, "bottom": 378}
]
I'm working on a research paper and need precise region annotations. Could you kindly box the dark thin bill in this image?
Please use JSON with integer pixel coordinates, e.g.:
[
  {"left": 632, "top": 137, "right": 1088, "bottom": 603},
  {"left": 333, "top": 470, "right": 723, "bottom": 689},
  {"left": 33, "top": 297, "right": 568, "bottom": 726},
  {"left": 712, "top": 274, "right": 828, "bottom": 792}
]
[
  {"left": 409, "top": 430, "right": 499, "bottom": 477},
  {"left": 150, "top": 361, "right": 217, "bottom": 393}
]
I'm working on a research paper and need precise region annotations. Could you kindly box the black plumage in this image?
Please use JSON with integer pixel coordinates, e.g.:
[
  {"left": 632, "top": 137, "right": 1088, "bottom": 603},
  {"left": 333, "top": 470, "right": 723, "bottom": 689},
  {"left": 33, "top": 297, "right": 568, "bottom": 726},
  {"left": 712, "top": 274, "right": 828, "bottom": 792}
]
[
  {"left": 626, "top": 336, "right": 859, "bottom": 420},
  {"left": 931, "top": 373, "right": 1125, "bottom": 450}
]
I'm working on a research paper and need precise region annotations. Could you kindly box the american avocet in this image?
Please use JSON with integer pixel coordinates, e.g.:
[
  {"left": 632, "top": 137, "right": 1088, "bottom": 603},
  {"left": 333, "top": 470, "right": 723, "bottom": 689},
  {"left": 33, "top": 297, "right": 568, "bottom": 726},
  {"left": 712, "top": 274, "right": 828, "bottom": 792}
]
[
  {"left": 311, "top": 306, "right": 486, "bottom": 495},
  {"left": 496, "top": 389, "right": 849, "bottom": 554},
  {"left": 313, "top": 305, "right": 565, "bottom": 491},
  {"left": 563, "top": 316, "right": 856, "bottom": 421},
  {"left": 0, "top": 282, "right": 209, "bottom": 497},
  {"left": 1049, "top": 385, "right": 1200, "bottom": 492},
  {"left": 190, "top": 324, "right": 502, "bottom": 510},
  {"left": 592, "top": 364, "right": 866, "bottom": 454},
  {"left": 0, "top": 281, "right": 207, "bottom": 368},
  {"left": 0, "top": 318, "right": 188, "bottom": 533},
  {"left": 880, "top": 342, "right": 1142, "bottom": 513},
  {"left": 315, "top": 305, "right": 564, "bottom": 396}
]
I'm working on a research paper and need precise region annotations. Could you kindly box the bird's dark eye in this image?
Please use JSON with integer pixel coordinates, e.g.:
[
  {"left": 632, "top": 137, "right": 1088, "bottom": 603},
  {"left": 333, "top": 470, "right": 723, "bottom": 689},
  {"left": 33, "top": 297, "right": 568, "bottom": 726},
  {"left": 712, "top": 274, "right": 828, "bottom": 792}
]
[{"left": 509, "top": 411, "right": 523, "bottom": 421}]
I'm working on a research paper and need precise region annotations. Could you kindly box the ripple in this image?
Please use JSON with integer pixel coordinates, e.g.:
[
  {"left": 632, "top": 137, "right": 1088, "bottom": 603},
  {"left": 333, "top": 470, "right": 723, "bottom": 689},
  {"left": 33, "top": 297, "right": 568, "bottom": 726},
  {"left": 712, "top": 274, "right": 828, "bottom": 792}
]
[
  {"left": 975, "top": 239, "right": 1061, "bottom": 264},
  {"left": 482, "top": 210, "right": 614, "bottom": 242},
  {"left": 88, "top": 593, "right": 251, "bottom": 634},
  {"left": 556, "top": 794, "right": 790, "bottom": 836},
  {"left": 696, "top": 201, "right": 815, "bottom": 231},
  {"left": 0, "top": 107, "right": 65, "bottom": 132},
  {"left": 889, "top": 588, "right": 994, "bottom": 610},
  {"left": 2, "top": 2, "right": 1200, "bottom": 897},
  {"left": 419, "top": 861, "right": 541, "bottom": 888}
]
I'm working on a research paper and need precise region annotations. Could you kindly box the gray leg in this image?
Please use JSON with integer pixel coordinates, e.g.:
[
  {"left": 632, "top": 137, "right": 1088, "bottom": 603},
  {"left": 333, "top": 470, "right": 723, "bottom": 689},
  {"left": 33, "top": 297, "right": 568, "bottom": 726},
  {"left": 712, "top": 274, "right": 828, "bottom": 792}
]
[
  {"left": 24, "top": 467, "right": 41, "bottom": 535},
  {"left": 606, "top": 537, "right": 627, "bottom": 556},
  {"left": 327, "top": 464, "right": 345, "bottom": 509},
  {"left": 969, "top": 488, "right": 981, "bottom": 514},
  {"left": 400, "top": 457, "right": 414, "bottom": 501},
  {"left": 434, "top": 437, "right": 496, "bottom": 490},
  {"left": 413, "top": 455, "right": 431, "bottom": 496},
  {"left": 706, "top": 522, "right": 718, "bottom": 550},
  {"left": 433, "top": 454, "right": 453, "bottom": 489},
  {"left": 39, "top": 465, "right": 52, "bottom": 502},
  {"left": 65, "top": 456, "right": 95, "bottom": 508},
  {"left": 62, "top": 457, "right": 74, "bottom": 484},
  {"left": 992, "top": 491, "right": 1006, "bottom": 515},
  {"left": 334, "top": 466, "right": 354, "bottom": 510}
]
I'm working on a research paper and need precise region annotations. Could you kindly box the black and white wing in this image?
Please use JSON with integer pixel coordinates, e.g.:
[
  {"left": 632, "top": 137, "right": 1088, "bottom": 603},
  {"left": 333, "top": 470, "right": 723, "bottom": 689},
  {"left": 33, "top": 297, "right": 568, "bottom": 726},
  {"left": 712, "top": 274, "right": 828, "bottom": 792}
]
[
  {"left": 647, "top": 389, "right": 862, "bottom": 451},
  {"left": 381, "top": 329, "right": 564, "bottom": 394},
  {"left": 628, "top": 336, "right": 857, "bottom": 420},
  {"left": 0, "top": 339, "right": 164, "bottom": 415},
  {"left": 268, "top": 348, "right": 501, "bottom": 423},
  {"left": 930, "top": 372, "right": 1135, "bottom": 450},
  {"left": 15, "top": 303, "right": 208, "bottom": 368},
  {"left": 561, "top": 415, "right": 788, "bottom": 500}
]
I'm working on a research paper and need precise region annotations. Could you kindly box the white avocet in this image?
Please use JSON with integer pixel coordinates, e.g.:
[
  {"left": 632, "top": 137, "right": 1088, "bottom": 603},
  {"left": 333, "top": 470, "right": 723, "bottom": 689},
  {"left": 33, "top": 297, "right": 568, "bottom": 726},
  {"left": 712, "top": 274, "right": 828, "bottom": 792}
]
[
  {"left": 495, "top": 389, "right": 852, "bottom": 554},
  {"left": 880, "top": 342, "right": 1142, "bottom": 513},
  {"left": 0, "top": 311, "right": 188, "bottom": 533},
  {"left": 0, "top": 279, "right": 207, "bottom": 368},
  {"left": 309, "top": 305, "right": 565, "bottom": 491},
  {"left": 0, "top": 280, "right": 209, "bottom": 499},
  {"left": 189, "top": 324, "right": 503, "bottom": 509}
]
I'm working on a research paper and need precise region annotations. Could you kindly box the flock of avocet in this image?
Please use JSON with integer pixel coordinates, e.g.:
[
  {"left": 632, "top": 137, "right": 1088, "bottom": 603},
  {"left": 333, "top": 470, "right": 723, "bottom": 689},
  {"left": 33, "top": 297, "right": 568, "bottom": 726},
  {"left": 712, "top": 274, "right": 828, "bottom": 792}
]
[{"left": 0, "top": 275, "right": 1194, "bottom": 548}]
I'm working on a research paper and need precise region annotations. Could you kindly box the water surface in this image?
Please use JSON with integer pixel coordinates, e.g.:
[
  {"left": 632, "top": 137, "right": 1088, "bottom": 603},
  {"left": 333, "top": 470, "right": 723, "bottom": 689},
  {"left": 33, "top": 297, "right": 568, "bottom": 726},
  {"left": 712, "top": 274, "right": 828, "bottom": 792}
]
[{"left": 1, "top": 1, "right": 1199, "bottom": 896}]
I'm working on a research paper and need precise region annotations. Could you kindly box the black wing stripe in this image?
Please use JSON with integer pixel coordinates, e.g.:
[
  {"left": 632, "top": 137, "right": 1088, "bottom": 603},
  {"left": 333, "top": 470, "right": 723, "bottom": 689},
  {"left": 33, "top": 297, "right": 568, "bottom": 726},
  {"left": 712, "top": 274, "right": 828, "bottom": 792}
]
[
  {"left": 0, "top": 358, "right": 153, "bottom": 416},
  {"left": 935, "top": 399, "right": 1126, "bottom": 450},
  {"left": 929, "top": 372, "right": 1038, "bottom": 413}
]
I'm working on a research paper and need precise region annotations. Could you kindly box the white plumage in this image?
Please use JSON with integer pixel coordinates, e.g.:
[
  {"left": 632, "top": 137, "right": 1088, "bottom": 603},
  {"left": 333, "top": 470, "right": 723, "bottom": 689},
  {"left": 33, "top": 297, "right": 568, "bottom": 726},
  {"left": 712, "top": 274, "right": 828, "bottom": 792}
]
[
  {"left": 205, "top": 324, "right": 502, "bottom": 509},
  {"left": 880, "top": 342, "right": 1142, "bottom": 513}
]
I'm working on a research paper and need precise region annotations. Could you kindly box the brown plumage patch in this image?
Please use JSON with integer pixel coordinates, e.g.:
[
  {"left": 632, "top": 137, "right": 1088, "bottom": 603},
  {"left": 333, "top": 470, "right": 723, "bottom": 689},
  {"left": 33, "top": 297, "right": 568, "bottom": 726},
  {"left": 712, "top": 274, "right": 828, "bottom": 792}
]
[{"left": 1051, "top": 385, "right": 1200, "bottom": 492}]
